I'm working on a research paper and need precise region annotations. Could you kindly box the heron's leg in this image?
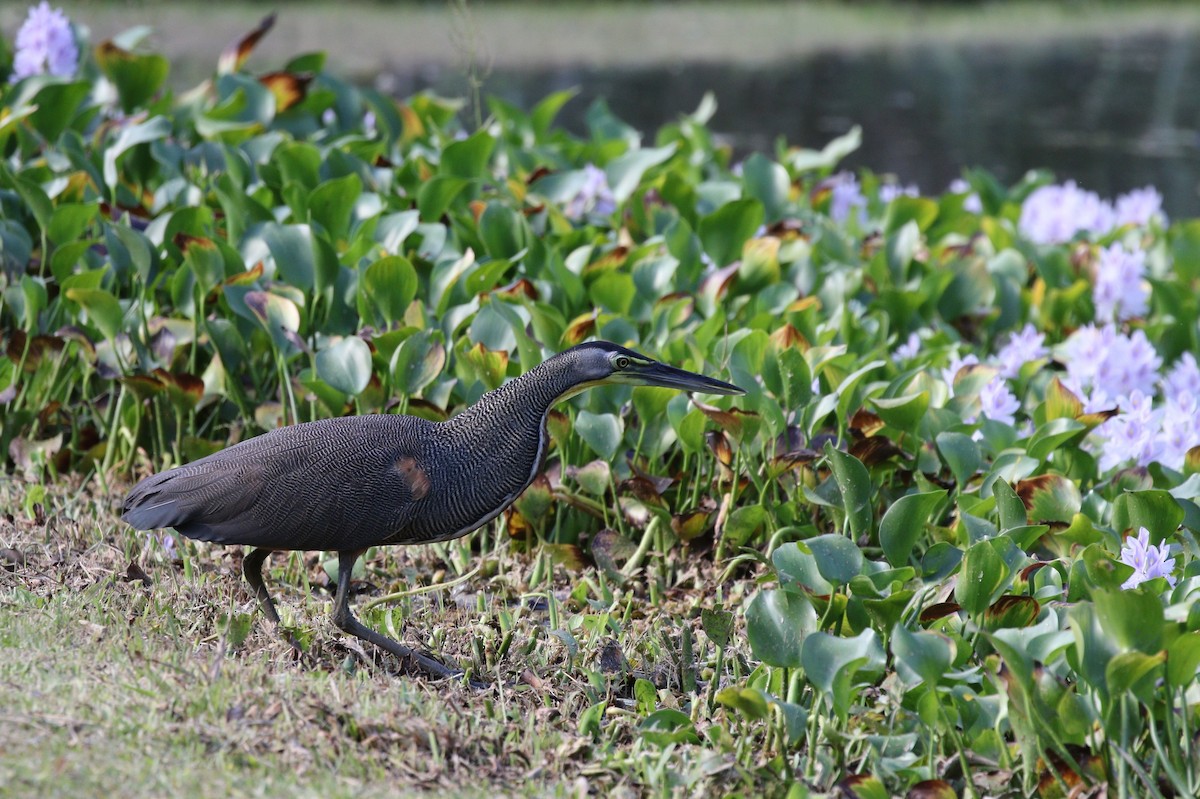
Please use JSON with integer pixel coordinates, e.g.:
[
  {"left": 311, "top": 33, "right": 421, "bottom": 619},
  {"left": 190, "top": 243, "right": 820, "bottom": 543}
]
[
  {"left": 242, "top": 548, "right": 310, "bottom": 659},
  {"left": 242, "top": 547, "right": 281, "bottom": 624},
  {"left": 331, "top": 549, "right": 470, "bottom": 682}
]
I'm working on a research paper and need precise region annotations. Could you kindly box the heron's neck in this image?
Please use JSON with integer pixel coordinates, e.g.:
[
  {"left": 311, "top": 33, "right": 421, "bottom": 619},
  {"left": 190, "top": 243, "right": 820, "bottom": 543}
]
[{"left": 444, "top": 356, "right": 582, "bottom": 445}]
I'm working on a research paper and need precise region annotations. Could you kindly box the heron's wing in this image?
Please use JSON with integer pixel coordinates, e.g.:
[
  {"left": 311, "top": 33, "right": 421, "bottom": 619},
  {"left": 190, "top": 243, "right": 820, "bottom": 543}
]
[{"left": 121, "top": 417, "right": 433, "bottom": 550}]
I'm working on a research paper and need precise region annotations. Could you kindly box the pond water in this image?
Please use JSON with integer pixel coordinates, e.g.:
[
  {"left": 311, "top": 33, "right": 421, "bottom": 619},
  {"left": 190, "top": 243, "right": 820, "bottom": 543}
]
[{"left": 389, "top": 32, "right": 1200, "bottom": 218}]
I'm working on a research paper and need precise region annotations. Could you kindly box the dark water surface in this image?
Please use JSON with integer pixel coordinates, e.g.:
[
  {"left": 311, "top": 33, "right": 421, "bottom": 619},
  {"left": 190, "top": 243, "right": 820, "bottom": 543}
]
[{"left": 391, "top": 33, "right": 1200, "bottom": 218}]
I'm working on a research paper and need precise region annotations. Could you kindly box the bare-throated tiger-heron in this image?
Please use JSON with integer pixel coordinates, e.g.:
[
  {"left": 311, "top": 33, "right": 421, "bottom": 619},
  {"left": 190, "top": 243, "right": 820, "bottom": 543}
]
[{"left": 122, "top": 341, "right": 744, "bottom": 680}]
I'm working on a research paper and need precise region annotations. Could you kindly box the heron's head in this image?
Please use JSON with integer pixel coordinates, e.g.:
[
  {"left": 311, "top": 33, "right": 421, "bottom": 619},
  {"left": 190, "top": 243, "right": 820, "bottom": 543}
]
[{"left": 564, "top": 341, "right": 745, "bottom": 396}]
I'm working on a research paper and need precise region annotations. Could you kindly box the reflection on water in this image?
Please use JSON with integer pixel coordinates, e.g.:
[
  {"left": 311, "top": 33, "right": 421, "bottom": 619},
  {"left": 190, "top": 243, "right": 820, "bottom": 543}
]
[{"left": 389, "top": 33, "right": 1200, "bottom": 217}]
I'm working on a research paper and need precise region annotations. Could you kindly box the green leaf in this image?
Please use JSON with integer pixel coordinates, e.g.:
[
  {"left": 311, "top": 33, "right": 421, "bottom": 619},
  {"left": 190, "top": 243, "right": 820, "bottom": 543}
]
[
  {"left": 824, "top": 443, "right": 873, "bottom": 539},
  {"left": 805, "top": 533, "right": 863, "bottom": 585},
  {"left": 800, "top": 630, "right": 885, "bottom": 721},
  {"left": 773, "top": 542, "right": 833, "bottom": 594},
  {"left": 936, "top": 431, "right": 981, "bottom": 490},
  {"left": 701, "top": 608, "right": 734, "bottom": 649},
  {"left": 870, "top": 392, "right": 929, "bottom": 434},
  {"left": 1107, "top": 651, "right": 1167, "bottom": 701},
  {"left": 1167, "top": 632, "right": 1200, "bottom": 688},
  {"left": 745, "top": 589, "right": 815, "bottom": 668},
  {"left": 993, "top": 478, "right": 1027, "bottom": 532},
  {"left": 390, "top": 331, "right": 446, "bottom": 396},
  {"left": 606, "top": 144, "right": 676, "bottom": 203},
  {"left": 24, "top": 79, "right": 91, "bottom": 142},
  {"left": 884, "top": 196, "right": 939, "bottom": 234},
  {"left": 879, "top": 489, "right": 946, "bottom": 566},
  {"left": 1111, "top": 489, "right": 1185, "bottom": 539},
  {"left": 65, "top": 288, "right": 124, "bottom": 341},
  {"left": 361, "top": 255, "right": 418, "bottom": 328},
  {"left": 531, "top": 88, "right": 579, "bottom": 137},
  {"left": 891, "top": 624, "right": 954, "bottom": 687},
  {"left": 955, "top": 538, "right": 1010, "bottom": 616},
  {"left": 1027, "top": 418, "right": 1087, "bottom": 461},
  {"left": 714, "top": 687, "right": 770, "bottom": 721},
  {"left": 102, "top": 116, "right": 172, "bottom": 192},
  {"left": 741, "top": 153, "right": 790, "bottom": 223},
  {"left": 259, "top": 223, "right": 317, "bottom": 292},
  {"left": 698, "top": 198, "right": 764, "bottom": 267},
  {"left": 417, "top": 176, "right": 470, "bottom": 221},
  {"left": 479, "top": 202, "right": 526, "bottom": 260},
  {"left": 1093, "top": 588, "right": 1164, "bottom": 654},
  {"left": 638, "top": 709, "right": 699, "bottom": 747},
  {"left": 575, "top": 411, "right": 623, "bottom": 460},
  {"left": 95, "top": 42, "right": 169, "bottom": 114},
  {"left": 723, "top": 505, "right": 768, "bottom": 547},
  {"left": 309, "top": 173, "right": 362, "bottom": 241},
  {"left": 439, "top": 129, "right": 495, "bottom": 178},
  {"left": 315, "top": 336, "right": 372, "bottom": 396},
  {"left": 787, "top": 125, "right": 861, "bottom": 172}
]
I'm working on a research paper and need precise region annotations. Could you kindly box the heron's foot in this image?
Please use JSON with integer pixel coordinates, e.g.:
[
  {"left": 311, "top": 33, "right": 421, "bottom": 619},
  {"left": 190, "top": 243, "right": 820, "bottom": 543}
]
[{"left": 339, "top": 616, "right": 488, "bottom": 688}]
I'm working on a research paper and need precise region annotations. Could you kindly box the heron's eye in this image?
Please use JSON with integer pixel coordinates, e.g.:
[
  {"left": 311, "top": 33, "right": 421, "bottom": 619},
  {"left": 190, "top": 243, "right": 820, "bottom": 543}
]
[{"left": 615, "top": 356, "right": 631, "bottom": 369}]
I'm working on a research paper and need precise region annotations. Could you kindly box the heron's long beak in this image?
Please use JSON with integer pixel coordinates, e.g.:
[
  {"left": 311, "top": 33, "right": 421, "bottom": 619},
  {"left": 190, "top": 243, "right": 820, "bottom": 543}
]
[{"left": 632, "top": 360, "right": 746, "bottom": 395}]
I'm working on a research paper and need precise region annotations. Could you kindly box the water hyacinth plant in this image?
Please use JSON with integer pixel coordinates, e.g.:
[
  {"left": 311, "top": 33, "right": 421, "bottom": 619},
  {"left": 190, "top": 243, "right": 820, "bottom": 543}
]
[{"left": 4, "top": 8, "right": 1200, "bottom": 798}]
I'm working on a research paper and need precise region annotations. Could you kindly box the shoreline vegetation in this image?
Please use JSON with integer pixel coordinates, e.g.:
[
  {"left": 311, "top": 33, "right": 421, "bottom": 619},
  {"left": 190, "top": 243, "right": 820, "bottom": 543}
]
[{"left": 10, "top": 1, "right": 1200, "bottom": 83}]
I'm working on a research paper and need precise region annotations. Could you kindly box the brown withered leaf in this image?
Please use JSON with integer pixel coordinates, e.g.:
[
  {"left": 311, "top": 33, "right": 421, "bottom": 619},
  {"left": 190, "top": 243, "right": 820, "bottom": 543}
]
[
  {"left": 219, "top": 13, "right": 276, "bottom": 74},
  {"left": 617, "top": 476, "right": 666, "bottom": 506},
  {"left": 785, "top": 295, "right": 822, "bottom": 314},
  {"left": 526, "top": 165, "right": 552, "bottom": 185},
  {"left": 1078, "top": 407, "right": 1119, "bottom": 428},
  {"left": 53, "top": 326, "right": 96, "bottom": 360},
  {"left": 671, "top": 496, "right": 718, "bottom": 542},
  {"left": 6, "top": 331, "right": 65, "bottom": 370},
  {"left": 561, "top": 311, "right": 598, "bottom": 345},
  {"left": 494, "top": 278, "right": 539, "bottom": 301},
  {"left": 769, "top": 323, "right": 809, "bottom": 351},
  {"left": 36, "top": 401, "right": 62, "bottom": 427},
  {"left": 706, "top": 430, "right": 734, "bottom": 467},
  {"left": 905, "top": 779, "right": 957, "bottom": 799},
  {"left": 984, "top": 595, "right": 1040, "bottom": 630},
  {"left": 583, "top": 246, "right": 629, "bottom": 277},
  {"left": 152, "top": 368, "right": 205, "bottom": 408},
  {"left": 919, "top": 602, "right": 962, "bottom": 623},
  {"left": 1, "top": 548, "right": 26, "bottom": 572},
  {"left": 9, "top": 433, "right": 63, "bottom": 473},
  {"left": 591, "top": 529, "right": 636, "bottom": 577},
  {"left": 124, "top": 561, "right": 152, "bottom": 587},
  {"left": 221, "top": 261, "right": 264, "bottom": 289},
  {"left": 693, "top": 400, "right": 758, "bottom": 439},
  {"left": 400, "top": 398, "right": 449, "bottom": 422},
  {"left": 1014, "top": 475, "right": 1055, "bottom": 510},
  {"left": 504, "top": 507, "right": 533, "bottom": 539},
  {"left": 513, "top": 473, "right": 554, "bottom": 523},
  {"left": 597, "top": 639, "right": 629, "bottom": 675},
  {"left": 123, "top": 373, "right": 166, "bottom": 400},
  {"left": 468, "top": 200, "right": 487, "bottom": 222},
  {"left": 848, "top": 408, "right": 885, "bottom": 438},
  {"left": 769, "top": 449, "right": 820, "bottom": 476},
  {"left": 259, "top": 71, "right": 312, "bottom": 112},
  {"left": 700, "top": 261, "right": 740, "bottom": 301},
  {"left": 849, "top": 436, "right": 909, "bottom": 466},
  {"left": 628, "top": 461, "right": 673, "bottom": 495},
  {"left": 766, "top": 218, "right": 805, "bottom": 238},
  {"left": 543, "top": 544, "right": 586, "bottom": 571},
  {"left": 172, "top": 232, "right": 215, "bottom": 254},
  {"left": 1019, "top": 561, "right": 1051, "bottom": 581}
]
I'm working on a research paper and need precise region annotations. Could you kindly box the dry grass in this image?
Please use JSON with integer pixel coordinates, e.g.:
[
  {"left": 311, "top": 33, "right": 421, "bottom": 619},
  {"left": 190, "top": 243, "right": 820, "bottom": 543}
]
[{"left": 0, "top": 477, "right": 763, "bottom": 798}]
